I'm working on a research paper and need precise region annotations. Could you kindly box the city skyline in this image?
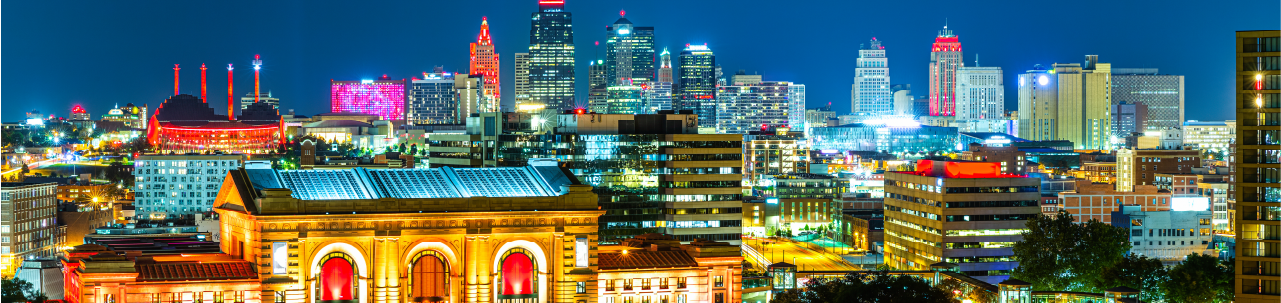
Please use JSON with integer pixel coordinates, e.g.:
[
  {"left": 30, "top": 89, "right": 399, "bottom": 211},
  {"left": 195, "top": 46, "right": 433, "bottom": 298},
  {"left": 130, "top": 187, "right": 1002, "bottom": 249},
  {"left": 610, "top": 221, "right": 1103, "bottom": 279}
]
[{"left": 2, "top": 0, "right": 1277, "bottom": 122}]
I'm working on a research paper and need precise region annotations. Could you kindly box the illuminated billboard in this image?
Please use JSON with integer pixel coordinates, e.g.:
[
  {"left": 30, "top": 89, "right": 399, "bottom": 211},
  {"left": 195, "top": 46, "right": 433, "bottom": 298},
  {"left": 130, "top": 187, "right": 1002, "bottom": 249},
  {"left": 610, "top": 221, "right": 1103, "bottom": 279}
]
[{"left": 331, "top": 78, "right": 407, "bottom": 121}]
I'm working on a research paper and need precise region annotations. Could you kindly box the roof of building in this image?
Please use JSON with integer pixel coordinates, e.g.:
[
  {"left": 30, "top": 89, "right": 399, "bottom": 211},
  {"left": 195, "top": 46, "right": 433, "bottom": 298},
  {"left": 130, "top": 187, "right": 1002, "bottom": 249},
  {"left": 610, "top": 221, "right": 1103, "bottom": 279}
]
[
  {"left": 136, "top": 261, "right": 257, "bottom": 281},
  {"left": 598, "top": 249, "right": 698, "bottom": 270},
  {"left": 302, "top": 120, "right": 375, "bottom": 128},
  {"left": 243, "top": 165, "right": 580, "bottom": 201},
  {"left": 960, "top": 132, "right": 1029, "bottom": 142}
]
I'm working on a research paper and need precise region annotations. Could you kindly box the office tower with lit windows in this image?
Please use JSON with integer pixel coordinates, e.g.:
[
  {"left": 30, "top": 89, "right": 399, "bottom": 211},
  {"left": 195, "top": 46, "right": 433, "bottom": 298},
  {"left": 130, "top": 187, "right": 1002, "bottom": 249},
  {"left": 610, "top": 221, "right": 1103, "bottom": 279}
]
[
  {"left": 884, "top": 160, "right": 1038, "bottom": 284},
  {"left": 644, "top": 82, "right": 673, "bottom": 113},
  {"left": 676, "top": 44, "right": 717, "bottom": 127},
  {"left": 956, "top": 66, "right": 1003, "bottom": 120},
  {"left": 852, "top": 37, "right": 892, "bottom": 116},
  {"left": 1112, "top": 68, "right": 1184, "bottom": 131},
  {"left": 788, "top": 83, "right": 806, "bottom": 129},
  {"left": 1018, "top": 66, "right": 1057, "bottom": 141},
  {"left": 330, "top": 76, "right": 408, "bottom": 121},
  {"left": 0, "top": 182, "right": 63, "bottom": 278},
  {"left": 470, "top": 17, "right": 501, "bottom": 107},
  {"left": 715, "top": 81, "right": 790, "bottom": 134},
  {"left": 605, "top": 85, "right": 645, "bottom": 114},
  {"left": 513, "top": 52, "right": 534, "bottom": 112},
  {"left": 134, "top": 154, "right": 244, "bottom": 218},
  {"left": 1235, "top": 30, "right": 1280, "bottom": 302},
  {"left": 605, "top": 11, "right": 655, "bottom": 85},
  {"left": 239, "top": 91, "right": 280, "bottom": 111},
  {"left": 1112, "top": 101, "right": 1149, "bottom": 139},
  {"left": 1182, "top": 120, "right": 1235, "bottom": 152},
  {"left": 588, "top": 59, "right": 608, "bottom": 113},
  {"left": 528, "top": 0, "right": 576, "bottom": 112},
  {"left": 1054, "top": 57, "right": 1113, "bottom": 150},
  {"left": 409, "top": 69, "right": 460, "bottom": 125},
  {"left": 929, "top": 26, "right": 963, "bottom": 116},
  {"left": 657, "top": 48, "right": 673, "bottom": 83},
  {"left": 70, "top": 105, "right": 90, "bottom": 120}
]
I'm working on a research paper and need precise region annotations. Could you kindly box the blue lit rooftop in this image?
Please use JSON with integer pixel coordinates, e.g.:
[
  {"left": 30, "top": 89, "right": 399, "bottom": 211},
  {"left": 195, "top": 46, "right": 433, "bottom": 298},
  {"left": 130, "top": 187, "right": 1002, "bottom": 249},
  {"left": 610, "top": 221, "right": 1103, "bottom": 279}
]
[{"left": 243, "top": 165, "right": 579, "bottom": 201}]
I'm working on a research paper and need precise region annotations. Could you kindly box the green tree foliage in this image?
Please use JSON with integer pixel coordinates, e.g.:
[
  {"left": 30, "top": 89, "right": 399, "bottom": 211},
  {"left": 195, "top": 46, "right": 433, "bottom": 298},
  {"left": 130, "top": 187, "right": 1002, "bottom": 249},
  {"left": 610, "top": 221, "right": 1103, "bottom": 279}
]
[
  {"left": 1011, "top": 210, "right": 1131, "bottom": 292},
  {"left": 1163, "top": 254, "right": 1233, "bottom": 303},
  {"left": 1095, "top": 254, "right": 1167, "bottom": 302},
  {"left": 771, "top": 272, "right": 955, "bottom": 303},
  {"left": 2, "top": 278, "right": 34, "bottom": 303},
  {"left": 937, "top": 278, "right": 997, "bottom": 303}
]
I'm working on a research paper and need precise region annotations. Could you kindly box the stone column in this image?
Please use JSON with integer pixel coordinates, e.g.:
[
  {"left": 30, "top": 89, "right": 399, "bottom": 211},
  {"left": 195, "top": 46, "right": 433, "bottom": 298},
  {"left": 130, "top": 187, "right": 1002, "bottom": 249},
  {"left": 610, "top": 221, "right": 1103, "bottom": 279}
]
[
  {"left": 387, "top": 237, "right": 400, "bottom": 303},
  {"left": 375, "top": 238, "right": 387, "bottom": 303}
]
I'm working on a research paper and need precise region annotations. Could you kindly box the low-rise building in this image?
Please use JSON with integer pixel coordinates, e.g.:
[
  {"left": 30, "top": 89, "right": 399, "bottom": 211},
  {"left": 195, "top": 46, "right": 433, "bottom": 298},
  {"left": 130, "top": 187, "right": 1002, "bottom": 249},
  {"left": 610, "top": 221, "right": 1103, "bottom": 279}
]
[
  {"left": 596, "top": 234, "right": 742, "bottom": 303},
  {"left": 1111, "top": 205, "right": 1214, "bottom": 264},
  {"left": 1116, "top": 149, "right": 1200, "bottom": 192},
  {"left": 1, "top": 182, "right": 64, "bottom": 278},
  {"left": 1057, "top": 179, "right": 1171, "bottom": 223}
]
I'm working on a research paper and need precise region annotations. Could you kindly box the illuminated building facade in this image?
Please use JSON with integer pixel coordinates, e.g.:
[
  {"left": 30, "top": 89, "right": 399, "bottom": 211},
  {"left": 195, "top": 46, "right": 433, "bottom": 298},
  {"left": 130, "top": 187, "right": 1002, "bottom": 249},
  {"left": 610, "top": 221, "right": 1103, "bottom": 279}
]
[
  {"left": 1, "top": 182, "right": 63, "bottom": 278},
  {"left": 852, "top": 37, "right": 892, "bottom": 116},
  {"left": 471, "top": 17, "right": 501, "bottom": 104},
  {"left": 606, "top": 12, "right": 656, "bottom": 85},
  {"left": 1182, "top": 120, "right": 1236, "bottom": 152},
  {"left": 134, "top": 154, "right": 243, "bottom": 218},
  {"left": 528, "top": 0, "right": 576, "bottom": 112},
  {"left": 676, "top": 45, "right": 717, "bottom": 128},
  {"left": 955, "top": 66, "right": 1003, "bottom": 120},
  {"left": 409, "top": 70, "right": 461, "bottom": 125},
  {"left": 1017, "top": 67, "right": 1057, "bottom": 141},
  {"left": 331, "top": 76, "right": 409, "bottom": 121},
  {"left": 1112, "top": 101, "right": 1148, "bottom": 139},
  {"left": 743, "top": 131, "right": 810, "bottom": 183},
  {"left": 715, "top": 81, "right": 790, "bottom": 134},
  {"left": 61, "top": 238, "right": 261, "bottom": 303},
  {"left": 513, "top": 53, "right": 534, "bottom": 112},
  {"left": 1053, "top": 58, "right": 1113, "bottom": 150},
  {"left": 809, "top": 122, "right": 958, "bottom": 154},
  {"left": 657, "top": 48, "right": 673, "bottom": 83},
  {"left": 70, "top": 105, "right": 90, "bottom": 121},
  {"left": 644, "top": 81, "right": 673, "bottom": 113},
  {"left": 787, "top": 83, "right": 806, "bottom": 131},
  {"left": 884, "top": 160, "right": 1038, "bottom": 284},
  {"left": 240, "top": 91, "right": 281, "bottom": 111},
  {"left": 1111, "top": 205, "right": 1214, "bottom": 264},
  {"left": 1057, "top": 179, "right": 1171, "bottom": 223},
  {"left": 605, "top": 85, "right": 645, "bottom": 114},
  {"left": 588, "top": 60, "right": 608, "bottom": 113},
  {"left": 928, "top": 26, "right": 962, "bottom": 116},
  {"left": 1111, "top": 68, "right": 1184, "bottom": 131},
  {"left": 1114, "top": 149, "right": 1199, "bottom": 192},
  {"left": 214, "top": 164, "right": 605, "bottom": 303},
  {"left": 772, "top": 174, "right": 849, "bottom": 235},
  {"left": 1235, "top": 30, "right": 1280, "bottom": 302},
  {"left": 596, "top": 234, "right": 742, "bottom": 303},
  {"left": 147, "top": 94, "right": 283, "bottom": 154},
  {"left": 100, "top": 103, "right": 148, "bottom": 130}
]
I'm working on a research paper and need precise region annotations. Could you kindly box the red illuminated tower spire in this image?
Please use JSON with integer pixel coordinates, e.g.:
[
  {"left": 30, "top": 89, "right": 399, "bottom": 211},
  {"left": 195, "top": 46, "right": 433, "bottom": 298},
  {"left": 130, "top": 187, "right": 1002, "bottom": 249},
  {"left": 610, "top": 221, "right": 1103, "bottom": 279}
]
[
  {"left": 929, "top": 23, "right": 962, "bottom": 116},
  {"left": 227, "top": 64, "right": 235, "bottom": 120},
  {"left": 470, "top": 17, "right": 500, "bottom": 111},
  {"left": 173, "top": 64, "right": 180, "bottom": 95},
  {"left": 200, "top": 63, "right": 208, "bottom": 103},
  {"left": 253, "top": 55, "right": 262, "bottom": 103}
]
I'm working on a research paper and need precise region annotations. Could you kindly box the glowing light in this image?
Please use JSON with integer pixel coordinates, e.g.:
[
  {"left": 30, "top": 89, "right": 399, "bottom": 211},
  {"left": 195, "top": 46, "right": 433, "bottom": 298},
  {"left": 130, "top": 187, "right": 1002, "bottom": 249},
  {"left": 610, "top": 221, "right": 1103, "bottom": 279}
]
[
  {"left": 1037, "top": 75, "right": 1049, "bottom": 86},
  {"left": 618, "top": 28, "right": 630, "bottom": 35},
  {"left": 574, "top": 108, "right": 586, "bottom": 115},
  {"left": 361, "top": 79, "right": 374, "bottom": 84},
  {"left": 1171, "top": 196, "right": 1210, "bottom": 211}
]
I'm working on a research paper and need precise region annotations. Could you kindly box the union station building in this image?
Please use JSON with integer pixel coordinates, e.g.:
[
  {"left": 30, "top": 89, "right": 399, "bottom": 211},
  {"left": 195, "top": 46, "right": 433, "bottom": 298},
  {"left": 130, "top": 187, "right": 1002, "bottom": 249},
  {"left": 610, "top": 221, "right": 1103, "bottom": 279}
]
[{"left": 63, "top": 163, "right": 740, "bottom": 303}]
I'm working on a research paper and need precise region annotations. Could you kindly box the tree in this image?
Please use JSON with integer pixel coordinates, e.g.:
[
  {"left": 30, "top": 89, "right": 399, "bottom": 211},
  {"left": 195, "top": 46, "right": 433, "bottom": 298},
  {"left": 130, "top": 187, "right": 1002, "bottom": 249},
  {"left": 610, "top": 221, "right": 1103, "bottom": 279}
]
[
  {"left": 772, "top": 272, "right": 955, "bottom": 303},
  {"left": 1164, "top": 254, "right": 1232, "bottom": 303},
  {"left": 1095, "top": 254, "right": 1167, "bottom": 302},
  {"left": 1011, "top": 210, "right": 1131, "bottom": 292},
  {"left": 938, "top": 277, "right": 997, "bottom": 303},
  {"left": 409, "top": 144, "right": 419, "bottom": 156},
  {"left": 28, "top": 291, "right": 47, "bottom": 303},
  {"left": 2, "top": 278, "right": 34, "bottom": 303}
]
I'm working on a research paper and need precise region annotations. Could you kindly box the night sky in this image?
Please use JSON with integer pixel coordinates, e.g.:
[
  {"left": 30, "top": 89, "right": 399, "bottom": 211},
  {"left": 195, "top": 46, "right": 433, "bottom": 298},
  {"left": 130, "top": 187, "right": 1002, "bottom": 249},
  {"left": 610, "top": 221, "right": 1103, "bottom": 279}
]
[{"left": 3, "top": 0, "right": 1277, "bottom": 122}]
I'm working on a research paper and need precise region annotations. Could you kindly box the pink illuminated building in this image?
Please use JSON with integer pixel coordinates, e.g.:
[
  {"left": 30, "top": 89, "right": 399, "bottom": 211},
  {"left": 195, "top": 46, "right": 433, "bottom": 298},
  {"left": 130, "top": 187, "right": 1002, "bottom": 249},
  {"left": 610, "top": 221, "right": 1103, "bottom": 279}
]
[
  {"left": 929, "top": 25, "right": 963, "bottom": 116},
  {"left": 330, "top": 75, "right": 408, "bottom": 121}
]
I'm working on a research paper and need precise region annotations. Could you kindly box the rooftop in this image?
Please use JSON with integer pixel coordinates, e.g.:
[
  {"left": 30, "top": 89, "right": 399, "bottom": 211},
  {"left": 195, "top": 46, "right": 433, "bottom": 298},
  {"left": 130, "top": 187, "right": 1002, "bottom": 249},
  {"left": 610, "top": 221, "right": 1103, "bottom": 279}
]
[{"left": 244, "top": 165, "right": 579, "bottom": 200}]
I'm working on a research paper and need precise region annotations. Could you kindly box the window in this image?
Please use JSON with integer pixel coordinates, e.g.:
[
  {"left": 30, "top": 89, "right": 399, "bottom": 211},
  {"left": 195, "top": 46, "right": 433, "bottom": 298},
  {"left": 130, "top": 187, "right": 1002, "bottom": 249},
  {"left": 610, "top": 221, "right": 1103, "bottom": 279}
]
[
  {"left": 714, "top": 275, "right": 724, "bottom": 287},
  {"left": 606, "top": 279, "right": 616, "bottom": 291},
  {"left": 624, "top": 279, "right": 633, "bottom": 290},
  {"left": 409, "top": 250, "right": 449, "bottom": 301},
  {"left": 499, "top": 248, "right": 537, "bottom": 301},
  {"left": 576, "top": 282, "right": 587, "bottom": 294}
]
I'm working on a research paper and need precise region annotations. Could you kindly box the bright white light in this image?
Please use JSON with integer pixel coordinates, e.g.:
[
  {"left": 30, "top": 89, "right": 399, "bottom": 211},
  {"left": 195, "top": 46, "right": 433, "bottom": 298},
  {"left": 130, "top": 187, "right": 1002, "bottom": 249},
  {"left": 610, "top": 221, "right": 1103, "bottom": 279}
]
[
  {"left": 767, "top": 198, "right": 778, "bottom": 204},
  {"left": 1171, "top": 196, "right": 1209, "bottom": 211},
  {"left": 618, "top": 28, "right": 630, "bottom": 35},
  {"left": 1037, "top": 75, "right": 1049, "bottom": 86},
  {"left": 864, "top": 118, "right": 920, "bottom": 128},
  {"left": 361, "top": 79, "right": 374, "bottom": 84},
  {"left": 820, "top": 149, "right": 839, "bottom": 154}
]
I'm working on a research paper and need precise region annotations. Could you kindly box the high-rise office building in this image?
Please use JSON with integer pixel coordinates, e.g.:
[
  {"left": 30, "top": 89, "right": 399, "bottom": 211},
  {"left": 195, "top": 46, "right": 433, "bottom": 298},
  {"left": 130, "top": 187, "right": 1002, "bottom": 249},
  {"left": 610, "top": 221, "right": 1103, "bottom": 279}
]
[
  {"left": 330, "top": 76, "right": 408, "bottom": 121},
  {"left": 134, "top": 154, "right": 244, "bottom": 218},
  {"left": 605, "top": 85, "right": 645, "bottom": 114},
  {"left": 657, "top": 48, "right": 673, "bottom": 83},
  {"left": 452, "top": 73, "right": 486, "bottom": 120},
  {"left": 605, "top": 11, "right": 655, "bottom": 85},
  {"left": 409, "top": 69, "right": 460, "bottom": 125},
  {"left": 788, "top": 83, "right": 806, "bottom": 130},
  {"left": 588, "top": 59, "right": 608, "bottom": 113},
  {"left": 1112, "top": 101, "right": 1149, "bottom": 139},
  {"left": 1, "top": 182, "right": 63, "bottom": 278},
  {"left": 528, "top": 0, "right": 575, "bottom": 112},
  {"left": 852, "top": 37, "right": 892, "bottom": 116},
  {"left": 643, "top": 81, "right": 673, "bottom": 113},
  {"left": 892, "top": 84, "right": 914, "bottom": 116},
  {"left": 676, "top": 44, "right": 717, "bottom": 127},
  {"left": 716, "top": 81, "right": 790, "bottom": 134},
  {"left": 929, "top": 26, "right": 963, "bottom": 116},
  {"left": 513, "top": 52, "right": 534, "bottom": 112},
  {"left": 1055, "top": 57, "right": 1113, "bottom": 150},
  {"left": 1112, "top": 68, "right": 1184, "bottom": 131},
  {"left": 884, "top": 160, "right": 1038, "bottom": 284},
  {"left": 470, "top": 17, "right": 500, "bottom": 107},
  {"left": 1235, "top": 30, "right": 1280, "bottom": 302},
  {"left": 1018, "top": 66, "right": 1057, "bottom": 141},
  {"left": 955, "top": 66, "right": 1003, "bottom": 120}
]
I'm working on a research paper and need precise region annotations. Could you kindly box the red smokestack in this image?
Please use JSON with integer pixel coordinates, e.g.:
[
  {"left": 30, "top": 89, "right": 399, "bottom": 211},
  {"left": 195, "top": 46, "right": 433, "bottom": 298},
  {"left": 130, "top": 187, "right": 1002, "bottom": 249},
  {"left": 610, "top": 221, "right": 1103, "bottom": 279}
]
[
  {"left": 227, "top": 64, "right": 234, "bottom": 121},
  {"left": 253, "top": 55, "right": 262, "bottom": 103},
  {"left": 200, "top": 63, "right": 208, "bottom": 103},
  {"left": 173, "top": 64, "right": 180, "bottom": 95}
]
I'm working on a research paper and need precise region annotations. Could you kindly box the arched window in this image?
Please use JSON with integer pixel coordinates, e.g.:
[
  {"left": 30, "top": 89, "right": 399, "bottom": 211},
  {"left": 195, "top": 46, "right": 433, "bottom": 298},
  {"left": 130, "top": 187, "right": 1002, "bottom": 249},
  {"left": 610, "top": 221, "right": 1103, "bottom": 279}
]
[
  {"left": 408, "top": 250, "right": 449, "bottom": 301},
  {"left": 498, "top": 248, "right": 537, "bottom": 303},
  {"left": 319, "top": 252, "right": 357, "bottom": 303}
]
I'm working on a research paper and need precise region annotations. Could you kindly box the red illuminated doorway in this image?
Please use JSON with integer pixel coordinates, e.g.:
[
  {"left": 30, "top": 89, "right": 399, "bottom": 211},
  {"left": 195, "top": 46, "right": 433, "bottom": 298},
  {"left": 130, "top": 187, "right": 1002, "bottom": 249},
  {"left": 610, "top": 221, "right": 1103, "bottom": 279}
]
[
  {"left": 498, "top": 248, "right": 537, "bottom": 303},
  {"left": 408, "top": 250, "right": 449, "bottom": 301},
  {"left": 318, "top": 252, "right": 358, "bottom": 303}
]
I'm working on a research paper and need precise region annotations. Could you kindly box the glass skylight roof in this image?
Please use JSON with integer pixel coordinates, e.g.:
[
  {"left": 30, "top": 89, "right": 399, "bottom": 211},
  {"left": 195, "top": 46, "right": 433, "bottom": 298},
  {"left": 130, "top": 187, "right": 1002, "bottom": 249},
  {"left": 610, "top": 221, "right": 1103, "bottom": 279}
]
[{"left": 245, "top": 166, "right": 567, "bottom": 200}]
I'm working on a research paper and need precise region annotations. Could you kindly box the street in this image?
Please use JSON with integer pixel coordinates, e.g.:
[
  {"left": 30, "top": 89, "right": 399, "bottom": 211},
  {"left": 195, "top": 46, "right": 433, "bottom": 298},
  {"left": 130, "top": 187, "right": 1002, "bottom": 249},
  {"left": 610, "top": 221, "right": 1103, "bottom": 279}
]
[{"left": 744, "top": 236, "right": 863, "bottom": 271}]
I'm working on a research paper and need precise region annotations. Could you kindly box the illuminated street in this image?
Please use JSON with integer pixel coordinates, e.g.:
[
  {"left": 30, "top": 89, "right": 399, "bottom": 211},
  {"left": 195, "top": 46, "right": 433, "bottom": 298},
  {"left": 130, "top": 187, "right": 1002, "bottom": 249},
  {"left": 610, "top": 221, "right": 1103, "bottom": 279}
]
[{"left": 744, "top": 237, "right": 863, "bottom": 271}]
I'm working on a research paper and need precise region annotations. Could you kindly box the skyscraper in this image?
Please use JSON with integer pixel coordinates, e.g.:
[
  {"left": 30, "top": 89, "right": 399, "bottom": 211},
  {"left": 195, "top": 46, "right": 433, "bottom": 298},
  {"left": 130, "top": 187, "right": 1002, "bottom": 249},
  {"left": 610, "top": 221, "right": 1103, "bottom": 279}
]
[
  {"left": 892, "top": 84, "right": 914, "bottom": 116},
  {"left": 528, "top": 0, "right": 575, "bottom": 111},
  {"left": 1235, "top": 30, "right": 1280, "bottom": 302},
  {"left": 1112, "top": 101, "right": 1148, "bottom": 139},
  {"left": 788, "top": 83, "right": 806, "bottom": 129},
  {"left": 588, "top": 59, "right": 608, "bottom": 113},
  {"left": 929, "top": 26, "right": 963, "bottom": 116},
  {"left": 716, "top": 81, "right": 790, "bottom": 134},
  {"left": 605, "top": 10, "right": 655, "bottom": 85},
  {"left": 645, "top": 48, "right": 675, "bottom": 113},
  {"left": 955, "top": 66, "right": 1004, "bottom": 120},
  {"left": 1055, "top": 57, "right": 1112, "bottom": 150},
  {"left": 469, "top": 17, "right": 500, "bottom": 110},
  {"left": 852, "top": 37, "right": 891, "bottom": 116},
  {"left": 1111, "top": 68, "right": 1185, "bottom": 131},
  {"left": 409, "top": 69, "right": 460, "bottom": 125},
  {"left": 513, "top": 53, "right": 533, "bottom": 111},
  {"left": 1018, "top": 66, "right": 1057, "bottom": 141},
  {"left": 676, "top": 44, "right": 717, "bottom": 127},
  {"left": 657, "top": 48, "right": 673, "bottom": 83}
]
